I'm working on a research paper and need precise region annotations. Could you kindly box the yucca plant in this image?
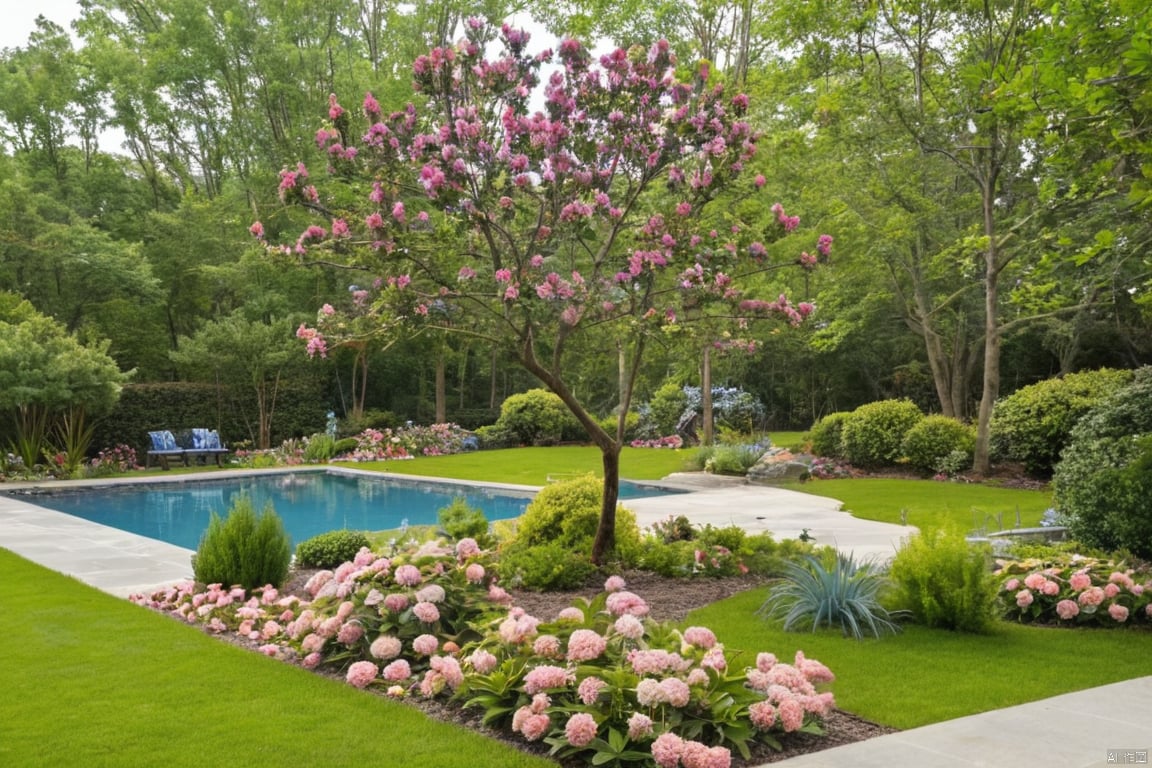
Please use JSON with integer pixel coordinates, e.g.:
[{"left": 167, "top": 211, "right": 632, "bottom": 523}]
[{"left": 757, "top": 552, "right": 903, "bottom": 639}]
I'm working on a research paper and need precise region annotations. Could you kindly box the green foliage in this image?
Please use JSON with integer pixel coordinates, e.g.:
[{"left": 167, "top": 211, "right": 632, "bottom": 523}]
[
  {"left": 595, "top": 410, "right": 640, "bottom": 440},
  {"left": 491, "top": 389, "right": 581, "bottom": 445},
  {"left": 513, "top": 474, "right": 640, "bottom": 553},
  {"left": 495, "top": 540, "right": 597, "bottom": 590},
  {"left": 998, "top": 554, "right": 1152, "bottom": 627},
  {"left": 646, "top": 380, "right": 689, "bottom": 436},
  {"left": 437, "top": 498, "right": 492, "bottom": 547},
  {"left": 302, "top": 433, "right": 337, "bottom": 462},
  {"left": 807, "top": 411, "right": 853, "bottom": 459},
  {"left": 757, "top": 552, "right": 902, "bottom": 639},
  {"left": 294, "top": 529, "right": 372, "bottom": 569},
  {"left": 840, "top": 400, "right": 924, "bottom": 468},
  {"left": 192, "top": 496, "right": 291, "bottom": 589},
  {"left": 1053, "top": 368, "right": 1152, "bottom": 558},
  {"left": 332, "top": 437, "right": 359, "bottom": 455},
  {"left": 695, "top": 443, "right": 767, "bottom": 475},
  {"left": 990, "top": 368, "right": 1133, "bottom": 476},
  {"left": 888, "top": 529, "right": 998, "bottom": 633},
  {"left": 901, "top": 416, "right": 975, "bottom": 474}
]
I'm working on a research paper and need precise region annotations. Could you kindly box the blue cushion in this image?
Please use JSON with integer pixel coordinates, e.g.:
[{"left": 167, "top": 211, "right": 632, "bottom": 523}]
[
  {"left": 192, "top": 428, "right": 210, "bottom": 449},
  {"left": 148, "top": 430, "right": 177, "bottom": 451},
  {"left": 205, "top": 430, "right": 222, "bottom": 450}
]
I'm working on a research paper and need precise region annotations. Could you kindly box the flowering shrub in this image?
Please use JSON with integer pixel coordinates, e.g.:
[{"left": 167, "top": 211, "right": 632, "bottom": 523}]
[
  {"left": 132, "top": 546, "right": 835, "bottom": 765},
  {"left": 339, "top": 428, "right": 414, "bottom": 461},
  {"left": 86, "top": 444, "right": 139, "bottom": 476},
  {"left": 395, "top": 422, "right": 475, "bottom": 456},
  {"left": 806, "top": 457, "right": 853, "bottom": 480},
  {"left": 631, "top": 435, "right": 685, "bottom": 449},
  {"left": 998, "top": 556, "right": 1152, "bottom": 626}
]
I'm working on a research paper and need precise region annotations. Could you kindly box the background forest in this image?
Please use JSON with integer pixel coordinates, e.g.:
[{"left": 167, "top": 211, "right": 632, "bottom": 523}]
[{"left": 1, "top": 0, "right": 1149, "bottom": 457}]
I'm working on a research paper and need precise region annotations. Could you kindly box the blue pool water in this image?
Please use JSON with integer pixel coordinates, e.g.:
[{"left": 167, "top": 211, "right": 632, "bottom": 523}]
[{"left": 11, "top": 471, "right": 677, "bottom": 550}]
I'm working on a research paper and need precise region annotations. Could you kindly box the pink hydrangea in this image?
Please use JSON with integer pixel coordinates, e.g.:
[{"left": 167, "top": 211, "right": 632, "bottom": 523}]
[
  {"left": 604, "top": 575, "right": 627, "bottom": 592},
  {"left": 465, "top": 563, "right": 486, "bottom": 583},
  {"left": 659, "top": 677, "right": 692, "bottom": 707},
  {"left": 412, "top": 634, "right": 439, "bottom": 655},
  {"left": 1003, "top": 578, "right": 1021, "bottom": 591},
  {"left": 382, "top": 659, "right": 412, "bottom": 681},
  {"left": 567, "top": 629, "right": 607, "bottom": 662},
  {"left": 636, "top": 678, "right": 662, "bottom": 707},
  {"left": 1109, "top": 604, "right": 1129, "bottom": 622},
  {"left": 1016, "top": 589, "right": 1034, "bottom": 608},
  {"left": 629, "top": 648, "right": 691, "bottom": 676},
  {"left": 345, "top": 660, "right": 378, "bottom": 688},
  {"left": 614, "top": 614, "right": 645, "bottom": 640},
  {"left": 749, "top": 700, "right": 777, "bottom": 730},
  {"left": 1023, "top": 573, "right": 1047, "bottom": 590},
  {"left": 1041, "top": 580, "right": 1060, "bottom": 596},
  {"left": 756, "top": 652, "right": 777, "bottom": 673},
  {"left": 370, "top": 635, "right": 402, "bottom": 660},
  {"left": 564, "top": 712, "right": 598, "bottom": 747},
  {"left": 1055, "top": 600, "right": 1080, "bottom": 620},
  {"left": 1069, "top": 572, "right": 1092, "bottom": 591},
  {"left": 1079, "top": 587, "right": 1106, "bottom": 607},
  {"left": 302, "top": 651, "right": 322, "bottom": 669},
  {"left": 557, "top": 607, "right": 585, "bottom": 623},
  {"left": 337, "top": 621, "right": 365, "bottom": 645},
  {"left": 393, "top": 564, "right": 422, "bottom": 586},
  {"left": 627, "top": 712, "right": 653, "bottom": 740},
  {"left": 683, "top": 626, "right": 717, "bottom": 649},
  {"left": 652, "top": 732, "right": 684, "bottom": 768},
  {"left": 415, "top": 584, "right": 446, "bottom": 603},
  {"left": 1108, "top": 571, "right": 1134, "bottom": 589},
  {"left": 606, "top": 590, "right": 650, "bottom": 617},
  {"left": 795, "top": 650, "right": 835, "bottom": 684},
  {"left": 383, "top": 593, "right": 409, "bottom": 613},
  {"left": 523, "top": 665, "right": 574, "bottom": 694},
  {"left": 533, "top": 635, "right": 562, "bottom": 657},
  {"left": 413, "top": 601, "right": 441, "bottom": 624},
  {"left": 779, "top": 697, "right": 805, "bottom": 732},
  {"left": 498, "top": 613, "right": 541, "bottom": 644},
  {"left": 578, "top": 676, "right": 606, "bottom": 705},
  {"left": 680, "top": 740, "right": 731, "bottom": 768},
  {"left": 431, "top": 655, "right": 464, "bottom": 690},
  {"left": 456, "top": 538, "right": 481, "bottom": 559},
  {"left": 1104, "top": 583, "right": 1121, "bottom": 599},
  {"left": 468, "top": 648, "right": 498, "bottom": 675}
]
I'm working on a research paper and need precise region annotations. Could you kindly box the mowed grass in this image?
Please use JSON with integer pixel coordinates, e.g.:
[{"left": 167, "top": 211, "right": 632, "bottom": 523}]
[
  {"left": 687, "top": 588, "right": 1152, "bottom": 729},
  {"left": 780, "top": 478, "right": 1053, "bottom": 531},
  {"left": 0, "top": 549, "right": 552, "bottom": 768}
]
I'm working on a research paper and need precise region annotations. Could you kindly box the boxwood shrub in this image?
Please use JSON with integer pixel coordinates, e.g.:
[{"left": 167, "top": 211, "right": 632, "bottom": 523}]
[
  {"left": 901, "top": 415, "right": 975, "bottom": 474},
  {"left": 840, "top": 399, "right": 923, "bottom": 468}
]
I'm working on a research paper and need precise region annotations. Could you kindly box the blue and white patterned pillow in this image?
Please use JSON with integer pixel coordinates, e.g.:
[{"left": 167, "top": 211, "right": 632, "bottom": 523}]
[
  {"left": 191, "top": 428, "right": 210, "bottom": 449},
  {"left": 205, "top": 430, "right": 223, "bottom": 450},
  {"left": 148, "top": 430, "right": 178, "bottom": 451}
]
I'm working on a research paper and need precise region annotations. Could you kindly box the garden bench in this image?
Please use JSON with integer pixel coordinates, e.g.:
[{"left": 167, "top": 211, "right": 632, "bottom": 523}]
[
  {"left": 146, "top": 430, "right": 187, "bottom": 470},
  {"left": 176, "top": 428, "right": 229, "bottom": 467}
]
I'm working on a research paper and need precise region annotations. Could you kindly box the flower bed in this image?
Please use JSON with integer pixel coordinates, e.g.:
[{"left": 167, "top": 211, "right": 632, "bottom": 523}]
[
  {"left": 998, "top": 556, "right": 1152, "bottom": 626},
  {"left": 131, "top": 542, "right": 836, "bottom": 766}
]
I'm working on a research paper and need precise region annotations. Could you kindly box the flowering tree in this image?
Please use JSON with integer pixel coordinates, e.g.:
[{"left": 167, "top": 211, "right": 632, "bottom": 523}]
[{"left": 256, "top": 21, "right": 829, "bottom": 563}]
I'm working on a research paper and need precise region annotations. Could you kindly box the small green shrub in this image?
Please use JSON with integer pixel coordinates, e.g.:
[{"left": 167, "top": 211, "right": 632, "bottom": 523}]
[
  {"left": 302, "top": 433, "right": 337, "bottom": 462},
  {"left": 701, "top": 443, "right": 765, "bottom": 475},
  {"left": 901, "top": 416, "right": 975, "bottom": 474},
  {"left": 650, "top": 514, "right": 695, "bottom": 543},
  {"left": 192, "top": 496, "right": 291, "bottom": 589},
  {"left": 514, "top": 474, "right": 640, "bottom": 551},
  {"left": 840, "top": 399, "right": 924, "bottom": 468},
  {"left": 1053, "top": 367, "right": 1152, "bottom": 558},
  {"left": 596, "top": 411, "right": 641, "bottom": 440},
  {"left": 697, "top": 524, "right": 746, "bottom": 553},
  {"left": 294, "top": 529, "right": 372, "bottom": 569},
  {"left": 635, "top": 538, "right": 696, "bottom": 576},
  {"left": 492, "top": 388, "right": 581, "bottom": 445},
  {"left": 757, "top": 552, "right": 902, "bottom": 639},
  {"left": 495, "top": 540, "right": 597, "bottom": 590},
  {"left": 739, "top": 535, "right": 828, "bottom": 577},
  {"left": 807, "top": 411, "right": 852, "bottom": 459},
  {"left": 646, "top": 380, "right": 689, "bottom": 436},
  {"left": 990, "top": 368, "right": 1133, "bottom": 476},
  {"left": 472, "top": 423, "right": 515, "bottom": 449},
  {"left": 332, "top": 437, "right": 358, "bottom": 456},
  {"left": 888, "top": 529, "right": 998, "bottom": 633},
  {"left": 437, "top": 498, "right": 492, "bottom": 546}
]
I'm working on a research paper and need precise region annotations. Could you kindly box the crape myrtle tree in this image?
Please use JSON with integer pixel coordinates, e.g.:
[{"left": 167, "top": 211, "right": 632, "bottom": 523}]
[{"left": 256, "top": 20, "right": 829, "bottom": 563}]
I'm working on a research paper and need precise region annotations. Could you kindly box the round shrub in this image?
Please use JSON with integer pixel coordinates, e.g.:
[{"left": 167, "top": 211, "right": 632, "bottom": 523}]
[
  {"left": 807, "top": 411, "right": 852, "bottom": 459},
  {"left": 596, "top": 410, "right": 641, "bottom": 440},
  {"left": 295, "top": 529, "right": 372, "bottom": 569},
  {"left": 646, "top": 380, "right": 688, "bottom": 436},
  {"left": 511, "top": 474, "right": 642, "bottom": 562},
  {"left": 495, "top": 540, "right": 598, "bottom": 590},
  {"left": 193, "top": 496, "right": 291, "bottom": 589},
  {"left": 493, "top": 388, "right": 581, "bottom": 445},
  {"left": 901, "top": 415, "right": 975, "bottom": 474},
  {"left": 1053, "top": 368, "right": 1152, "bottom": 557},
  {"left": 840, "top": 399, "right": 923, "bottom": 468},
  {"left": 990, "top": 368, "right": 1133, "bottom": 476},
  {"left": 437, "top": 498, "right": 492, "bottom": 547},
  {"left": 888, "top": 528, "right": 998, "bottom": 633}
]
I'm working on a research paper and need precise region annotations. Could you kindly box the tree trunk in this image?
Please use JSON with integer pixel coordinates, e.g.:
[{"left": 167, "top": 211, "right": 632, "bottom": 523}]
[
  {"left": 590, "top": 442, "right": 622, "bottom": 565},
  {"left": 973, "top": 182, "right": 1001, "bottom": 475},
  {"left": 435, "top": 352, "right": 446, "bottom": 424},
  {"left": 701, "top": 345, "right": 714, "bottom": 445}
]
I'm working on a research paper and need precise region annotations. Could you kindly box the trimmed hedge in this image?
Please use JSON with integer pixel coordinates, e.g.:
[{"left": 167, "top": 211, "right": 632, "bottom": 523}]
[
  {"left": 840, "top": 399, "right": 924, "bottom": 468},
  {"left": 901, "top": 416, "right": 975, "bottom": 474}
]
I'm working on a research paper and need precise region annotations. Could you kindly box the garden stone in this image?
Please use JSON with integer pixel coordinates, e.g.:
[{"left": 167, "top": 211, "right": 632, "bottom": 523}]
[{"left": 747, "top": 447, "right": 812, "bottom": 484}]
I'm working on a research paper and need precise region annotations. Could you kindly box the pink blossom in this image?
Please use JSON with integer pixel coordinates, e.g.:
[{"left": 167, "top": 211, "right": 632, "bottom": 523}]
[
  {"left": 659, "top": 677, "right": 692, "bottom": 707},
  {"left": 606, "top": 590, "right": 650, "bottom": 617},
  {"left": 749, "top": 700, "right": 776, "bottom": 730},
  {"left": 1041, "top": 580, "right": 1060, "bottom": 596},
  {"left": 415, "top": 584, "right": 446, "bottom": 603},
  {"left": 1056, "top": 600, "right": 1080, "bottom": 620},
  {"left": 557, "top": 607, "right": 584, "bottom": 623},
  {"left": 779, "top": 697, "right": 805, "bottom": 732},
  {"left": 795, "top": 650, "right": 835, "bottom": 684},
  {"left": 393, "top": 564, "right": 422, "bottom": 586},
  {"left": 523, "top": 665, "right": 574, "bottom": 694},
  {"left": 337, "top": 621, "right": 365, "bottom": 645},
  {"left": 1104, "top": 583, "right": 1121, "bottom": 599},
  {"left": 412, "top": 634, "right": 439, "bottom": 655},
  {"left": 754, "top": 174, "right": 766, "bottom": 188},
  {"left": 756, "top": 652, "right": 777, "bottom": 673},
  {"left": 383, "top": 593, "right": 409, "bottom": 613},
  {"left": 382, "top": 659, "right": 412, "bottom": 681},
  {"left": 564, "top": 712, "right": 598, "bottom": 747},
  {"left": 370, "top": 635, "right": 403, "bottom": 660},
  {"left": 413, "top": 601, "right": 440, "bottom": 623},
  {"left": 345, "top": 660, "right": 378, "bottom": 688},
  {"left": 577, "top": 676, "right": 606, "bottom": 705},
  {"left": 468, "top": 648, "right": 498, "bottom": 675},
  {"left": 1109, "top": 571, "right": 1135, "bottom": 589},
  {"left": 465, "top": 563, "right": 486, "bottom": 583},
  {"left": 533, "top": 635, "right": 562, "bottom": 657},
  {"left": 302, "top": 651, "right": 322, "bottom": 669},
  {"left": 683, "top": 626, "right": 717, "bottom": 649},
  {"left": 627, "top": 712, "right": 653, "bottom": 740},
  {"left": 567, "top": 629, "right": 607, "bottom": 662},
  {"left": 1079, "top": 587, "right": 1106, "bottom": 607},
  {"left": 518, "top": 712, "right": 551, "bottom": 741},
  {"left": 249, "top": 221, "right": 264, "bottom": 238},
  {"left": 1023, "top": 573, "right": 1047, "bottom": 590},
  {"left": 1109, "top": 604, "right": 1129, "bottom": 622},
  {"left": 614, "top": 614, "right": 645, "bottom": 640},
  {"left": 365, "top": 212, "right": 384, "bottom": 230},
  {"left": 652, "top": 733, "right": 684, "bottom": 768},
  {"left": 1015, "top": 589, "right": 1034, "bottom": 608},
  {"left": 605, "top": 575, "right": 628, "bottom": 593},
  {"left": 1069, "top": 572, "right": 1092, "bottom": 591}
]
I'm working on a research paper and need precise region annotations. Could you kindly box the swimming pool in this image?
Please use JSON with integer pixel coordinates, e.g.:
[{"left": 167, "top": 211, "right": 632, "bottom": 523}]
[{"left": 8, "top": 471, "right": 679, "bottom": 550}]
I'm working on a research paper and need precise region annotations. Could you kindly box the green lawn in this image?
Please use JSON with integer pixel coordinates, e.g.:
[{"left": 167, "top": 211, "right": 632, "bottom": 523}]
[
  {"left": 780, "top": 478, "right": 1053, "bottom": 531},
  {"left": 0, "top": 549, "right": 552, "bottom": 768},
  {"left": 687, "top": 588, "right": 1152, "bottom": 729}
]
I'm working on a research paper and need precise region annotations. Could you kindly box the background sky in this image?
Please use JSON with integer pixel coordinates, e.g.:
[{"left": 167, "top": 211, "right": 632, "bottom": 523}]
[{"left": 1, "top": 0, "right": 82, "bottom": 51}]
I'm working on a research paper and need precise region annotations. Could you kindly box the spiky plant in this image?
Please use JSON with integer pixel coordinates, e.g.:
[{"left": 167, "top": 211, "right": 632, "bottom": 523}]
[{"left": 757, "top": 552, "right": 903, "bottom": 639}]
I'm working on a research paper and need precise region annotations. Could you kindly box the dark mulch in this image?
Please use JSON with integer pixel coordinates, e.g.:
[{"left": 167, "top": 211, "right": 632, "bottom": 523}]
[{"left": 274, "top": 567, "right": 897, "bottom": 765}]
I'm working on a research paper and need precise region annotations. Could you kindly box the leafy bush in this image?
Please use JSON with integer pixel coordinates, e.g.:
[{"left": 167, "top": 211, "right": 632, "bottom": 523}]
[
  {"left": 990, "top": 368, "right": 1133, "bottom": 476},
  {"left": 437, "top": 498, "right": 492, "bottom": 547},
  {"left": 295, "top": 529, "right": 373, "bottom": 569},
  {"left": 303, "top": 433, "right": 337, "bottom": 462},
  {"left": 595, "top": 411, "right": 641, "bottom": 440},
  {"left": 840, "top": 399, "right": 923, "bottom": 468},
  {"left": 495, "top": 540, "right": 598, "bottom": 590},
  {"left": 192, "top": 496, "right": 292, "bottom": 589},
  {"left": 332, "top": 437, "right": 359, "bottom": 456},
  {"left": 888, "top": 529, "right": 997, "bottom": 633},
  {"left": 1053, "top": 368, "right": 1152, "bottom": 558},
  {"left": 998, "top": 555, "right": 1152, "bottom": 626},
  {"left": 807, "top": 411, "right": 852, "bottom": 459},
  {"left": 697, "top": 443, "right": 767, "bottom": 475},
  {"left": 757, "top": 552, "right": 902, "bottom": 639},
  {"left": 645, "top": 380, "right": 689, "bottom": 436},
  {"left": 901, "top": 416, "right": 975, "bottom": 474},
  {"left": 513, "top": 474, "right": 641, "bottom": 557},
  {"left": 491, "top": 389, "right": 581, "bottom": 445}
]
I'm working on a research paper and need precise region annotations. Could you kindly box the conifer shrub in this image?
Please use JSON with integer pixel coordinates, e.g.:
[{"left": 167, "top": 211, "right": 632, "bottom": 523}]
[
  {"left": 901, "top": 415, "right": 975, "bottom": 474},
  {"left": 192, "top": 496, "right": 291, "bottom": 589},
  {"left": 295, "top": 529, "right": 372, "bottom": 569},
  {"left": 990, "top": 368, "right": 1133, "bottom": 476},
  {"left": 888, "top": 529, "right": 998, "bottom": 633},
  {"left": 840, "top": 399, "right": 924, "bottom": 468},
  {"left": 437, "top": 498, "right": 492, "bottom": 548}
]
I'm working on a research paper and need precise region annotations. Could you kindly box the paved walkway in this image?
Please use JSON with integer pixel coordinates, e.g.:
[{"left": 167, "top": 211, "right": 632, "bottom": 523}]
[{"left": 2, "top": 470, "right": 1148, "bottom": 766}]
